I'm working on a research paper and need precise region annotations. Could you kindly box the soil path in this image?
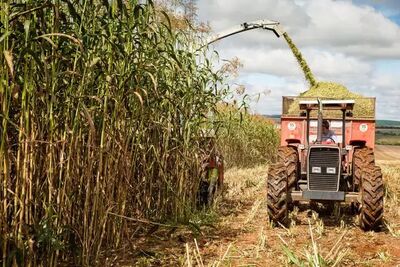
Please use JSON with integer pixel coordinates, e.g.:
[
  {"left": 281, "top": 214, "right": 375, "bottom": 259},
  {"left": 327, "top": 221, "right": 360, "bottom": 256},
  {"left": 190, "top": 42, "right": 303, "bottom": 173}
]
[
  {"left": 375, "top": 145, "right": 400, "bottom": 161},
  {"left": 187, "top": 166, "right": 400, "bottom": 266},
  {"left": 106, "top": 160, "right": 400, "bottom": 266}
]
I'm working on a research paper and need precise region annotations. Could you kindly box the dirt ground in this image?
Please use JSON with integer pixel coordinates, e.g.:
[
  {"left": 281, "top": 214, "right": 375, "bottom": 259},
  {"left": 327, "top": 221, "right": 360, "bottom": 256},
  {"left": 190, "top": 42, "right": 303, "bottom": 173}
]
[
  {"left": 375, "top": 145, "right": 400, "bottom": 161},
  {"left": 104, "top": 147, "right": 400, "bottom": 266}
]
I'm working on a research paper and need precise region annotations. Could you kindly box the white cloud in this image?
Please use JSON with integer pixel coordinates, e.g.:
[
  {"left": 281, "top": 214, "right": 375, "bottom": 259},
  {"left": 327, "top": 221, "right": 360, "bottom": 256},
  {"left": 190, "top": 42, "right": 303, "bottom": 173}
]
[
  {"left": 198, "top": 0, "right": 310, "bottom": 32},
  {"left": 306, "top": 50, "right": 373, "bottom": 79},
  {"left": 218, "top": 47, "right": 373, "bottom": 83},
  {"left": 371, "top": 73, "right": 399, "bottom": 90},
  {"left": 198, "top": 0, "right": 400, "bottom": 119},
  {"left": 218, "top": 47, "right": 301, "bottom": 76},
  {"left": 199, "top": 0, "right": 400, "bottom": 58},
  {"left": 301, "top": 1, "right": 399, "bottom": 44}
]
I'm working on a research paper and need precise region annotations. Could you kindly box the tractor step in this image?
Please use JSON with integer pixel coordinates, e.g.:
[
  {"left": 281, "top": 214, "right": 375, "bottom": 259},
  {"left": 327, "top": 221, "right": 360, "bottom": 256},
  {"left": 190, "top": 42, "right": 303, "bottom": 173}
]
[{"left": 291, "top": 190, "right": 359, "bottom": 202}]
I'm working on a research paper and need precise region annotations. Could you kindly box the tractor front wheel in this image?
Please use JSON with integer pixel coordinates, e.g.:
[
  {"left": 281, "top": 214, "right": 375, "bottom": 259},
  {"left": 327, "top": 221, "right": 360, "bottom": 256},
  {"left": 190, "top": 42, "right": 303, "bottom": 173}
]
[
  {"left": 267, "top": 162, "right": 289, "bottom": 225},
  {"left": 360, "top": 165, "right": 384, "bottom": 231}
]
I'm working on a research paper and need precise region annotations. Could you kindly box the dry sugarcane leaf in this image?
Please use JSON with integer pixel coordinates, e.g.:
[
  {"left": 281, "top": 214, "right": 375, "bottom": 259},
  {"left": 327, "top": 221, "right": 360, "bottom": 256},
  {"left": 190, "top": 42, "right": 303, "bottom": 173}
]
[{"left": 4, "top": 50, "right": 14, "bottom": 79}]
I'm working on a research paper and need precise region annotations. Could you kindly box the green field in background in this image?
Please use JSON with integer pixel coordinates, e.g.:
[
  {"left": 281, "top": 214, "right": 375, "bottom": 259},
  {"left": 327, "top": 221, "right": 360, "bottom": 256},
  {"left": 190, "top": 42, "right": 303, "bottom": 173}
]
[{"left": 376, "top": 128, "right": 400, "bottom": 145}]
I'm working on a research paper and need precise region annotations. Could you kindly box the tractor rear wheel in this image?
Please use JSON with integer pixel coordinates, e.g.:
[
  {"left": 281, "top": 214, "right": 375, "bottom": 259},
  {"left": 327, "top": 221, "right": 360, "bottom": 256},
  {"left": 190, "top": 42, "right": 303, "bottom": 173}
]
[
  {"left": 277, "top": 146, "right": 299, "bottom": 189},
  {"left": 353, "top": 147, "right": 375, "bottom": 190},
  {"left": 360, "top": 165, "right": 384, "bottom": 231},
  {"left": 267, "top": 162, "right": 289, "bottom": 225}
]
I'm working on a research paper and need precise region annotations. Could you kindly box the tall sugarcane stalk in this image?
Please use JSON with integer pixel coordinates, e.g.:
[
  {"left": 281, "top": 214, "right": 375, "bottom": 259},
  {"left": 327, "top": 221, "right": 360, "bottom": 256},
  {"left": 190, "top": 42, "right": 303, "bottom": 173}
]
[{"left": 0, "top": 0, "right": 226, "bottom": 265}]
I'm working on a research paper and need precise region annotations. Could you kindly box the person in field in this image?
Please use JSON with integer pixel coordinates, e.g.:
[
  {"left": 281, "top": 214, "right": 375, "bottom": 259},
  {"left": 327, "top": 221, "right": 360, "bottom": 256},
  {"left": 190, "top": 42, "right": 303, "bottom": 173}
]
[{"left": 321, "top": 120, "right": 338, "bottom": 143}]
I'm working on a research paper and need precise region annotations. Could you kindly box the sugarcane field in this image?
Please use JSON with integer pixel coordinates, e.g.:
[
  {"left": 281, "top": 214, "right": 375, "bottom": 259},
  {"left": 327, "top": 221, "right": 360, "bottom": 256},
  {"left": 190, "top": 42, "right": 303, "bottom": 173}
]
[{"left": 1, "top": 1, "right": 400, "bottom": 266}]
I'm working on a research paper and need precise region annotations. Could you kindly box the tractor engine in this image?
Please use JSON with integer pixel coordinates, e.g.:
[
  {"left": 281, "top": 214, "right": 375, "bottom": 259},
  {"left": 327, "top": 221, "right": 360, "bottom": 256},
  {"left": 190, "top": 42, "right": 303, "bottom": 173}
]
[{"left": 307, "top": 146, "right": 340, "bottom": 192}]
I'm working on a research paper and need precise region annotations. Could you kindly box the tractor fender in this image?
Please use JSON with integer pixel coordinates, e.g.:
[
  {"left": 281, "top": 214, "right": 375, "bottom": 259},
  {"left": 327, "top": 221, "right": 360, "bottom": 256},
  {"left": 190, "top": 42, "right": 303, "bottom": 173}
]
[
  {"left": 349, "top": 140, "right": 366, "bottom": 147},
  {"left": 285, "top": 138, "right": 301, "bottom": 145}
]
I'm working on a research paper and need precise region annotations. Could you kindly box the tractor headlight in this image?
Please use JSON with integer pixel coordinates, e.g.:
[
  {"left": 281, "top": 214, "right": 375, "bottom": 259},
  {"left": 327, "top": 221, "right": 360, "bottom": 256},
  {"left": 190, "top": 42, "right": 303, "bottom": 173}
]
[
  {"left": 326, "top": 167, "right": 336, "bottom": 174},
  {"left": 312, "top": 166, "right": 321, "bottom": 173}
]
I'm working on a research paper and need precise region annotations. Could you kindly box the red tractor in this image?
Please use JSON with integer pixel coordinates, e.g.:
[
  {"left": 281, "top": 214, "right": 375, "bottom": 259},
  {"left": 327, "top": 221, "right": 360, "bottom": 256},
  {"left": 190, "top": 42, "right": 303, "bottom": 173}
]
[{"left": 267, "top": 97, "right": 384, "bottom": 230}]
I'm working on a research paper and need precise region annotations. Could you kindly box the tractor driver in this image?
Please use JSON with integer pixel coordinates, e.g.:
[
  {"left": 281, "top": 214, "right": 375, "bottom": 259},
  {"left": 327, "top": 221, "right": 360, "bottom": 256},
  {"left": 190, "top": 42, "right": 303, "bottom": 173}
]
[{"left": 321, "top": 120, "right": 338, "bottom": 143}]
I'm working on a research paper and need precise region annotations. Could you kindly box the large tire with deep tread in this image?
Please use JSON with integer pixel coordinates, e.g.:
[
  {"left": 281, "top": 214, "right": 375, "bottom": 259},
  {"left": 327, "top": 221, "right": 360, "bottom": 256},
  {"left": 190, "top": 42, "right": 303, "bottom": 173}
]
[
  {"left": 267, "top": 162, "right": 289, "bottom": 225},
  {"left": 360, "top": 165, "right": 384, "bottom": 231},
  {"left": 277, "top": 146, "right": 299, "bottom": 189},
  {"left": 353, "top": 147, "right": 375, "bottom": 190}
]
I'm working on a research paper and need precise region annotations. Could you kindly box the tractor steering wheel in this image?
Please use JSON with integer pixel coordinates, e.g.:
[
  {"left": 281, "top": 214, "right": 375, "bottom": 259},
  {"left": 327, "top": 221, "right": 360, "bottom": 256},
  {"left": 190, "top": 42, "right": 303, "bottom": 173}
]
[{"left": 324, "top": 137, "right": 336, "bottom": 144}]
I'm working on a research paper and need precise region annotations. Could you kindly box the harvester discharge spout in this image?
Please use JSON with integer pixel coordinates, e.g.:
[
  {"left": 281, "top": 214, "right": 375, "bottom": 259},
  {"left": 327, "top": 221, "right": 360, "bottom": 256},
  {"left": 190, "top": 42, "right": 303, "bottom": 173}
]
[{"left": 205, "top": 19, "right": 285, "bottom": 46}]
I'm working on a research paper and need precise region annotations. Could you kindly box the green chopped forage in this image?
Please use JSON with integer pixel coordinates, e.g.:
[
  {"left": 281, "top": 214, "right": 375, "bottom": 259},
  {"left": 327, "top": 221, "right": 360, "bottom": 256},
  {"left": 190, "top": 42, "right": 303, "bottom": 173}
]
[
  {"left": 283, "top": 32, "right": 316, "bottom": 87},
  {"left": 286, "top": 82, "right": 375, "bottom": 118},
  {"left": 283, "top": 32, "right": 373, "bottom": 118}
]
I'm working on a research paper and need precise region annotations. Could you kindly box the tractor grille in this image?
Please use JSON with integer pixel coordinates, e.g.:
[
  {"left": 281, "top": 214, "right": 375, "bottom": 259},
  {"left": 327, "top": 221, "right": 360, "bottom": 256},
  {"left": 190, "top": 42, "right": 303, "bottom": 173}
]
[{"left": 308, "top": 147, "right": 340, "bottom": 191}]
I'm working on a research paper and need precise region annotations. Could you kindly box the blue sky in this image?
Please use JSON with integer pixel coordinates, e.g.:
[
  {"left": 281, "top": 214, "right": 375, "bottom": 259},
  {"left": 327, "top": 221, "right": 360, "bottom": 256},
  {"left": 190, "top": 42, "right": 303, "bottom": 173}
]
[
  {"left": 354, "top": 0, "right": 400, "bottom": 22},
  {"left": 197, "top": 0, "right": 400, "bottom": 120}
]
